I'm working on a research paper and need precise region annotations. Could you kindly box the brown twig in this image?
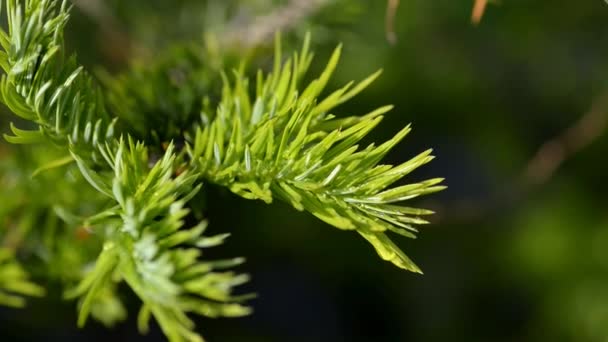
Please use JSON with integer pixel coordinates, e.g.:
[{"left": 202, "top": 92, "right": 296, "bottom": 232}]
[
  {"left": 471, "top": 0, "right": 502, "bottom": 26},
  {"left": 471, "top": 0, "right": 488, "bottom": 25},
  {"left": 523, "top": 92, "right": 608, "bottom": 186},
  {"left": 431, "top": 93, "right": 608, "bottom": 224},
  {"left": 385, "top": 0, "right": 400, "bottom": 44}
]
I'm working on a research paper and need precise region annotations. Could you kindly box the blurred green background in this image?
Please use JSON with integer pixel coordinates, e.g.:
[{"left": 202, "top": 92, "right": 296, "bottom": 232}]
[{"left": 2, "top": 0, "right": 608, "bottom": 341}]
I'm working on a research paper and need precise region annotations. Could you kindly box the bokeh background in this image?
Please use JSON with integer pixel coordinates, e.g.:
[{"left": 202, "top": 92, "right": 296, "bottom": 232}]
[{"left": 2, "top": 0, "right": 608, "bottom": 341}]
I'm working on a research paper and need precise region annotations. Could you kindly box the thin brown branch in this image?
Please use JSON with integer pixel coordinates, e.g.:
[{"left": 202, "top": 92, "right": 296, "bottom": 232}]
[
  {"left": 385, "top": 0, "right": 400, "bottom": 45},
  {"left": 523, "top": 92, "right": 608, "bottom": 185},
  {"left": 471, "top": 0, "right": 502, "bottom": 26},
  {"left": 430, "top": 93, "right": 608, "bottom": 224},
  {"left": 471, "top": 0, "right": 488, "bottom": 25}
]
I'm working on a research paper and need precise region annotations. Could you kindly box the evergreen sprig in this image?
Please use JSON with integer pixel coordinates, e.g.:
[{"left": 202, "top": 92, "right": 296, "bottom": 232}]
[
  {"left": 0, "top": 0, "right": 115, "bottom": 152},
  {"left": 0, "top": 1, "right": 250, "bottom": 340},
  {"left": 0, "top": 0, "right": 444, "bottom": 340},
  {"left": 189, "top": 35, "right": 445, "bottom": 272},
  {"left": 67, "top": 138, "right": 250, "bottom": 342}
]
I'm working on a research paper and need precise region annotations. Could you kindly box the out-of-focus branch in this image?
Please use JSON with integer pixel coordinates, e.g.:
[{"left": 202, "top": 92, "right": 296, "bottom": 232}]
[
  {"left": 71, "top": 0, "right": 113, "bottom": 23},
  {"left": 471, "top": 0, "right": 488, "bottom": 25},
  {"left": 432, "top": 93, "right": 608, "bottom": 224},
  {"left": 224, "top": 0, "right": 331, "bottom": 48},
  {"left": 523, "top": 92, "right": 608, "bottom": 185},
  {"left": 385, "top": 0, "right": 400, "bottom": 44},
  {"left": 471, "top": 0, "right": 501, "bottom": 25}
]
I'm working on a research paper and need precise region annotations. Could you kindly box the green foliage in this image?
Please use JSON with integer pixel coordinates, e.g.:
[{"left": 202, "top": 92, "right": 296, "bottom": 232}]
[
  {"left": 0, "top": 0, "right": 115, "bottom": 152},
  {"left": 0, "top": 0, "right": 442, "bottom": 340},
  {"left": 0, "top": 143, "right": 122, "bottom": 325},
  {"left": 67, "top": 139, "right": 251, "bottom": 342},
  {"left": 0, "top": 248, "right": 44, "bottom": 307},
  {"left": 506, "top": 187, "right": 608, "bottom": 342},
  {"left": 190, "top": 35, "right": 444, "bottom": 272},
  {"left": 97, "top": 44, "right": 219, "bottom": 144}
]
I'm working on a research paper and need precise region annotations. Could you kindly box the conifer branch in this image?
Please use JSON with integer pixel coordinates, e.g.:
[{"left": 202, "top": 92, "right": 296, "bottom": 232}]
[
  {"left": 0, "top": 0, "right": 115, "bottom": 152},
  {"left": 1, "top": 2, "right": 251, "bottom": 340},
  {"left": 0, "top": 1, "right": 444, "bottom": 340},
  {"left": 68, "top": 138, "right": 251, "bottom": 342},
  {"left": 189, "top": 35, "right": 444, "bottom": 272}
]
